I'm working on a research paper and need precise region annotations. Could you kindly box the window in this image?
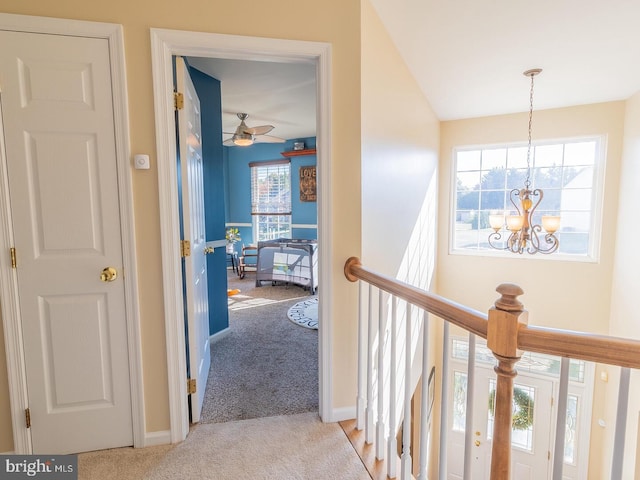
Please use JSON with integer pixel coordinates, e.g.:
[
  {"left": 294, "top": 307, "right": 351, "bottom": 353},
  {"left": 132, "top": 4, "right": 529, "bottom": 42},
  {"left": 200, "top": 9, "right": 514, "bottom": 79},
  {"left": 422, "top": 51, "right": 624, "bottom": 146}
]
[
  {"left": 451, "top": 138, "right": 604, "bottom": 259},
  {"left": 250, "top": 160, "right": 291, "bottom": 242},
  {"left": 452, "top": 337, "right": 586, "bottom": 383}
]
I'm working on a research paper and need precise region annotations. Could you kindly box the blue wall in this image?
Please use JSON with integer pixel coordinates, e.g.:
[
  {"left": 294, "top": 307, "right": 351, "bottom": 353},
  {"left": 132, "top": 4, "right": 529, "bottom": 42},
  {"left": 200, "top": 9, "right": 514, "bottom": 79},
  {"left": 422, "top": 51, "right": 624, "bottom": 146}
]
[
  {"left": 188, "top": 65, "right": 229, "bottom": 336},
  {"left": 225, "top": 137, "right": 318, "bottom": 246}
]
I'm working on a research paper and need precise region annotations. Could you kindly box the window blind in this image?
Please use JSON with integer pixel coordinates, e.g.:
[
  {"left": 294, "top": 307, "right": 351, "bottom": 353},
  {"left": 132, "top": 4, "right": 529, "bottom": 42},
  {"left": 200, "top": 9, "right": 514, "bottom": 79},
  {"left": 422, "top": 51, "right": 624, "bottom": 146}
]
[{"left": 250, "top": 160, "right": 291, "bottom": 216}]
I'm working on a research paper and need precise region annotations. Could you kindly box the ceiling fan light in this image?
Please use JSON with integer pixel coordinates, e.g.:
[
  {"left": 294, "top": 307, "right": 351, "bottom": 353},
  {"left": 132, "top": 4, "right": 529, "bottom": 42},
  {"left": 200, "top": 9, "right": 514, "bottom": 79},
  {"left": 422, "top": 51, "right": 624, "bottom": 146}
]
[{"left": 232, "top": 132, "right": 254, "bottom": 146}]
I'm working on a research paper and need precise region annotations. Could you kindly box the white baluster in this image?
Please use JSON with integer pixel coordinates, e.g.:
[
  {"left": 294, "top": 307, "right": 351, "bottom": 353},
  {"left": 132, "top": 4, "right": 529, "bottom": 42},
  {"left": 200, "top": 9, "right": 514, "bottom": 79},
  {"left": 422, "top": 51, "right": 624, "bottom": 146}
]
[
  {"left": 611, "top": 367, "right": 631, "bottom": 480},
  {"left": 417, "top": 312, "right": 430, "bottom": 480},
  {"left": 387, "top": 296, "right": 398, "bottom": 479},
  {"left": 376, "top": 290, "right": 387, "bottom": 459},
  {"left": 365, "top": 284, "right": 375, "bottom": 444},
  {"left": 356, "top": 281, "right": 365, "bottom": 430},
  {"left": 552, "top": 357, "right": 570, "bottom": 480},
  {"left": 438, "top": 322, "right": 450, "bottom": 480},
  {"left": 463, "top": 333, "right": 476, "bottom": 479},
  {"left": 401, "top": 303, "right": 413, "bottom": 480}
]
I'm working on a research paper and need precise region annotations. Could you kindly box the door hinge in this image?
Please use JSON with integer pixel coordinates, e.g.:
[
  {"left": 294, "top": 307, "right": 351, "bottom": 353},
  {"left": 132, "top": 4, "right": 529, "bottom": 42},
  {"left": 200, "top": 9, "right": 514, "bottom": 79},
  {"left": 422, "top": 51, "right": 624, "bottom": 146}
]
[
  {"left": 181, "top": 240, "right": 191, "bottom": 257},
  {"left": 551, "top": 396, "right": 554, "bottom": 407},
  {"left": 10, "top": 247, "right": 16, "bottom": 269},
  {"left": 548, "top": 450, "right": 551, "bottom": 460},
  {"left": 174, "top": 92, "right": 184, "bottom": 110},
  {"left": 187, "top": 378, "right": 196, "bottom": 395},
  {"left": 25, "top": 408, "right": 31, "bottom": 429}
]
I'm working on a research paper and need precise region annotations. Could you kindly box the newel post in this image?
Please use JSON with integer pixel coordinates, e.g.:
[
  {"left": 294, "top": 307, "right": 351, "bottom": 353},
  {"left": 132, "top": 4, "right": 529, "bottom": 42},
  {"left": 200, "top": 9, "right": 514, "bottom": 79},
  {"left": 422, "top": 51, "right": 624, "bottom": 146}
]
[{"left": 487, "top": 283, "right": 528, "bottom": 480}]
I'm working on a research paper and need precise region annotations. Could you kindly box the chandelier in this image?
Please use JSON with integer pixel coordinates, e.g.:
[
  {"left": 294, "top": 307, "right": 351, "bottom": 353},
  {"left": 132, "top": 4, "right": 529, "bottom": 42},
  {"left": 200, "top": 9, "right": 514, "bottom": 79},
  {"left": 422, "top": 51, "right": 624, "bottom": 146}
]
[{"left": 488, "top": 68, "right": 560, "bottom": 254}]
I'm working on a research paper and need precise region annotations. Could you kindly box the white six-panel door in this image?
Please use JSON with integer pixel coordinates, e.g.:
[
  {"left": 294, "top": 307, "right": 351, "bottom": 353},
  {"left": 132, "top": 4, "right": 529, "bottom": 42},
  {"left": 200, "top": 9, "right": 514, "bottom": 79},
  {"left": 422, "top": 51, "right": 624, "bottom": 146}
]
[
  {"left": 0, "top": 30, "right": 133, "bottom": 453},
  {"left": 175, "top": 57, "right": 211, "bottom": 423}
]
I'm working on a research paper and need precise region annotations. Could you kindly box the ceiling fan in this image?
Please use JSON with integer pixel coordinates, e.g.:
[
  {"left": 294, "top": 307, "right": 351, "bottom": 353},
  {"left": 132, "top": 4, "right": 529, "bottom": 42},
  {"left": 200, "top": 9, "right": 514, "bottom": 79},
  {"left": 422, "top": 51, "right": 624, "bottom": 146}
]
[{"left": 223, "top": 113, "right": 286, "bottom": 147}]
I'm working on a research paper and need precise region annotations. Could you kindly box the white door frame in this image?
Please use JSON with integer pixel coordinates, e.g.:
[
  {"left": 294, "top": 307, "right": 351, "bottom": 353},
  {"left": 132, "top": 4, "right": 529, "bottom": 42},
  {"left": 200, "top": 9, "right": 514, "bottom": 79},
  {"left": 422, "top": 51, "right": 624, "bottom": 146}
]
[
  {"left": 150, "top": 28, "right": 333, "bottom": 443},
  {"left": 0, "top": 13, "right": 145, "bottom": 452}
]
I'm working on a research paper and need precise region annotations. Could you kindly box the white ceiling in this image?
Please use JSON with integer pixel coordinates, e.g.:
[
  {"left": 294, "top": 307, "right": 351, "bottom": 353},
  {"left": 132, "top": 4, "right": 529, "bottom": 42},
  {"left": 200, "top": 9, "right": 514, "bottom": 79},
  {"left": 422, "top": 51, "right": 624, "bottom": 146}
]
[
  {"left": 187, "top": 57, "right": 316, "bottom": 142},
  {"left": 371, "top": 0, "right": 640, "bottom": 120},
  {"left": 189, "top": 1, "right": 640, "bottom": 138}
]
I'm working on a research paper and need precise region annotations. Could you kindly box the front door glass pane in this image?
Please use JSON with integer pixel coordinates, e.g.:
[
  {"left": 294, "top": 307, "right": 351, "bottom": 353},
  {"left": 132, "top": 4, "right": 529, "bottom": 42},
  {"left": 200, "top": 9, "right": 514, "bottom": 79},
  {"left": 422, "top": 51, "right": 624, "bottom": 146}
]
[
  {"left": 487, "top": 380, "right": 535, "bottom": 452},
  {"left": 564, "top": 394, "right": 579, "bottom": 464},
  {"left": 453, "top": 371, "right": 467, "bottom": 432}
]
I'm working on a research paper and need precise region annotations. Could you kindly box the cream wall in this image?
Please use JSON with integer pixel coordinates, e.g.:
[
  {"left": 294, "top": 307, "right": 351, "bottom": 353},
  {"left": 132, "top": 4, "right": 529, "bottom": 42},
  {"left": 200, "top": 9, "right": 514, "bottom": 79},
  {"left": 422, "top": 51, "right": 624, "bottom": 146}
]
[
  {"left": 437, "top": 102, "right": 624, "bottom": 331},
  {"left": 361, "top": 0, "right": 439, "bottom": 281},
  {"left": 361, "top": 2, "right": 440, "bottom": 477},
  {"left": 606, "top": 91, "right": 640, "bottom": 479},
  {"left": 438, "top": 101, "right": 626, "bottom": 478},
  {"left": 0, "top": 0, "right": 361, "bottom": 452}
]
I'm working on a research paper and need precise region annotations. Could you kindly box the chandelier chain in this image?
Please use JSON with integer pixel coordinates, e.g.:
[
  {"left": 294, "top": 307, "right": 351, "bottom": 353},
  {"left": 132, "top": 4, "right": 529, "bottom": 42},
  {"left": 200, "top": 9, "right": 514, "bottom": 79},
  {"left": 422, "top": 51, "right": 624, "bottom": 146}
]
[
  {"left": 525, "top": 72, "right": 535, "bottom": 189},
  {"left": 487, "top": 68, "right": 559, "bottom": 255}
]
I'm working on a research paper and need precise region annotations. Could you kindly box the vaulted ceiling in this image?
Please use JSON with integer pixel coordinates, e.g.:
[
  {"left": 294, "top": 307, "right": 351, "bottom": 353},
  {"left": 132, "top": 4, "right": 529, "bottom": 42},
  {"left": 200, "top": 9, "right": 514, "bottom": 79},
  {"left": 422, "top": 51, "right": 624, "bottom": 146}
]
[
  {"left": 189, "top": 1, "right": 640, "bottom": 140},
  {"left": 370, "top": 0, "right": 640, "bottom": 120}
]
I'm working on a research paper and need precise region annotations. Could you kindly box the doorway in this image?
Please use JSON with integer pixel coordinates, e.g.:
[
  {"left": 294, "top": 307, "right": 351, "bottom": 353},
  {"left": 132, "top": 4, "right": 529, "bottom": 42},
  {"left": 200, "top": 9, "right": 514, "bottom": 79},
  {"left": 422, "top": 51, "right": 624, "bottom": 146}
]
[
  {"left": 150, "top": 29, "right": 332, "bottom": 443},
  {"left": 179, "top": 55, "right": 319, "bottom": 424}
]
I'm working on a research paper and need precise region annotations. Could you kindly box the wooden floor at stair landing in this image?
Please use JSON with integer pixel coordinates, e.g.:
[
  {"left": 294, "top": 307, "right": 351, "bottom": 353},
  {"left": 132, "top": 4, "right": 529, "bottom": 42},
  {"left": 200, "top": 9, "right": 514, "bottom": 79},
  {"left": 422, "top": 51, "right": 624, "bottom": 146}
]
[{"left": 340, "top": 419, "right": 406, "bottom": 480}]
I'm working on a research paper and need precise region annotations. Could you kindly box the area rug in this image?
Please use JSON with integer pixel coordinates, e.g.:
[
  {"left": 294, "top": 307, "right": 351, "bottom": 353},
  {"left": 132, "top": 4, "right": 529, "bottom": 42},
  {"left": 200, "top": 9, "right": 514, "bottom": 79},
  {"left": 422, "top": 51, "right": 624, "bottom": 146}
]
[{"left": 287, "top": 297, "right": 319, "bottom": 329}]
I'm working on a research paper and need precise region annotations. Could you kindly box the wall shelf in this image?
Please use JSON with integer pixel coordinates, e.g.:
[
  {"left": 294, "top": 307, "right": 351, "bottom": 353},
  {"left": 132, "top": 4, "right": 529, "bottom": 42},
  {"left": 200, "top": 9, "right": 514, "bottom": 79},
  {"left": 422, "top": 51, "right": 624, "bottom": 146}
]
[{"left": 280, "top": 148, "right": 316, "bottom": 158}]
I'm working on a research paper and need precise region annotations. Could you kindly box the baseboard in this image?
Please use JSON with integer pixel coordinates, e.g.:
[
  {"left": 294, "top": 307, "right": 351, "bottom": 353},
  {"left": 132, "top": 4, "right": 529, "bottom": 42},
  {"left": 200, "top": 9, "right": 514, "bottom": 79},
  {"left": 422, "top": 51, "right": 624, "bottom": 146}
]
[
  {"left": 328, "top": 406, "right": 356, "bottom": 423},
  {"left": 144, "top": 430, "right": 171, "bottom": 447},
  {"left": 210, "top": 328, "right": 230, "bottom": 344},
  {"left": 1, "top": 450, "right": 14, "bottom": 455}
]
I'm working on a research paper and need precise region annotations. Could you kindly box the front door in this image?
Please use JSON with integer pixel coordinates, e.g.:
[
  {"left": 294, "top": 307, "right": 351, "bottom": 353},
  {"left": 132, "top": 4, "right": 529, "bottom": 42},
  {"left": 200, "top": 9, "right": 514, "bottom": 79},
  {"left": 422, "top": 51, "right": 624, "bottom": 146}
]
[
  {"left": 447, "top": 337, "right": 592, "bottom": 480},
  {"left": 175, "top": 57, "right": 211, "bottom": 423},
  {"left": 0, "top": 31, "right": 133, "bottom": 453},
  {"left": 448, "top": 366, "right": 553, "bottom": 479},
  {"left": 473, "top": 369, "right": 553, "bottom": 479}
]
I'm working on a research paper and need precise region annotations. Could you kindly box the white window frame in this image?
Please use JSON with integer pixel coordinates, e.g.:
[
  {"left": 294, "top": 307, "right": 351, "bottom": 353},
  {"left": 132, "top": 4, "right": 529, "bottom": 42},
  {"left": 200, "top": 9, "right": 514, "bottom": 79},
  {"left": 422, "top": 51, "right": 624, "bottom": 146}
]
[
  {"left": 250, "top": 159, "right": 292, "bottom": 243},
  {"left": 449, "top": 136, "right": 606, "bottom": 262}
]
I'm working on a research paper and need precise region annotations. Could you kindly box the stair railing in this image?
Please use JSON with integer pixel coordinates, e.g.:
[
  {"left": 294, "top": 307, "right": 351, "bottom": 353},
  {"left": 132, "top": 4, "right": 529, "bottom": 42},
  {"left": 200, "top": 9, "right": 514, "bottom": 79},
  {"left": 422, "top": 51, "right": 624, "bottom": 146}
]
[{"left": 344, "top": 256, "right": 640, "bottom": 480}]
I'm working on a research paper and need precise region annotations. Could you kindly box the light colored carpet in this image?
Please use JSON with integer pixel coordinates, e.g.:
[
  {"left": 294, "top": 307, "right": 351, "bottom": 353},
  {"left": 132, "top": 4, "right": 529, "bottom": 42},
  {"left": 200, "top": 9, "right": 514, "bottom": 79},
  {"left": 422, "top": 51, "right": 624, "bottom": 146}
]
[{"left": 78, "top": 413, "right": 370, "bottom": 480}]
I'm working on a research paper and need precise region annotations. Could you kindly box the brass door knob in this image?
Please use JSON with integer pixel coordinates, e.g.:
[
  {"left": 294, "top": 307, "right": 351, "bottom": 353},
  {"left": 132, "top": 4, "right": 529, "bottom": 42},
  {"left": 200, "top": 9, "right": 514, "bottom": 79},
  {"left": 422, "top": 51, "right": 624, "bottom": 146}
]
[
  {"left": 475, "top": 440, "right": 481, "bottom": 447},
  {"left": 204, "top": 246, "right": 214, "bottom": 254},
  {"left": 100, "top": 267, "right": 118, "bottom": 282}
]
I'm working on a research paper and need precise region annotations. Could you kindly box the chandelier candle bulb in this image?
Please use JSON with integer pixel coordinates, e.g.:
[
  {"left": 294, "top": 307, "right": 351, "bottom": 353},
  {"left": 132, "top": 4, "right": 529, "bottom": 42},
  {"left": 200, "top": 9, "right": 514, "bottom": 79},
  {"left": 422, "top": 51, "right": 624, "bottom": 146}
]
[
  {"left": 542, "top": 215, "right": 561, "bottom": 233},
  {"left": 506, "top": 215, "right": 524, "bottom": 232},
  {"left": 489, "top": 213, "right": 505, "bottom": 232}
]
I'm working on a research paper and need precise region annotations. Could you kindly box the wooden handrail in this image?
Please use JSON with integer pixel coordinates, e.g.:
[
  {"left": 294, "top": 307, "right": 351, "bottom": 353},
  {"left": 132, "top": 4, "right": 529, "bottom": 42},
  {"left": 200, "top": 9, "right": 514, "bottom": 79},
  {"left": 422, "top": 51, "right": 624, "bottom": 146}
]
[
  {"left": 344, "top": 257, "right": 488, "bottom": 338},
  {"left": 345, "top": 256, "right": 640, "bottom": 370},
  {"left": 519, "top": 325, "right": 640, "bottom": 369}
]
